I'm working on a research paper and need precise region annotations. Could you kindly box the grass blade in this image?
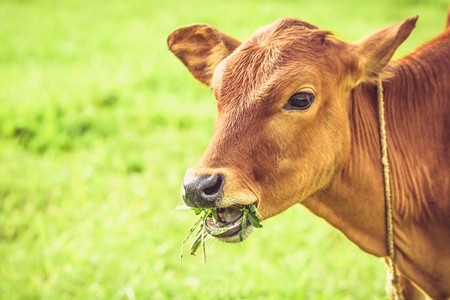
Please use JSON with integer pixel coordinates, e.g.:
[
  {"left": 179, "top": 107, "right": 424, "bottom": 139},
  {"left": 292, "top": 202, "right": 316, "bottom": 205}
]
[
  {"left": 247, "top": 213, "right": 263, "bottom": 228},
  {"left": 180, "top": 215, "right": 202, "bottom": 264},
  {"left": 211, "top": 228, "right": 229, "bottom": 236}
]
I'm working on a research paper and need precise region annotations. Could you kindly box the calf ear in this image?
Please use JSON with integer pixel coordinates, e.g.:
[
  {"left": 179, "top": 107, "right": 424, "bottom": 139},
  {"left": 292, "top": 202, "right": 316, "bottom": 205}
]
[
  {"left": 353, "top": 16, "right": 418, "bottom": 83},
  {"left": 167, "top": 24, "right": 241, "bottom": 87}
]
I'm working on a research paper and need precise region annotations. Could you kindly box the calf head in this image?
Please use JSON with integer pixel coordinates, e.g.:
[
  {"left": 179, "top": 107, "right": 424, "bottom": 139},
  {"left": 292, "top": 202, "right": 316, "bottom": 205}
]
[{"left": 168, "top": 16, "right": 417, "bottom": 242}]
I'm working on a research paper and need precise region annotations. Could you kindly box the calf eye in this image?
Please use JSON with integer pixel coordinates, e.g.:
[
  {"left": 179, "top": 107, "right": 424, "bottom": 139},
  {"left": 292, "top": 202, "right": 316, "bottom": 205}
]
[{"left": 284, "top": 92, "right": 314, "bottom": 110}]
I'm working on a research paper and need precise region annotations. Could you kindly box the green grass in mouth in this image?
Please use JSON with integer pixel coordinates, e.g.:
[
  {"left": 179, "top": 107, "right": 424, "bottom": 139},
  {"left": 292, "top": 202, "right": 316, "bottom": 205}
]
[{"left": 174, "top": 204, "right": 262, "bottom": 263}]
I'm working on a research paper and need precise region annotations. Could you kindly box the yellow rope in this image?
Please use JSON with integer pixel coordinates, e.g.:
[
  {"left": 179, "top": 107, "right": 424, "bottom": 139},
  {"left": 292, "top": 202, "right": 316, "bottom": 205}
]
[{"left": 377, "top": 79, "right": 403, "bottom": 300}]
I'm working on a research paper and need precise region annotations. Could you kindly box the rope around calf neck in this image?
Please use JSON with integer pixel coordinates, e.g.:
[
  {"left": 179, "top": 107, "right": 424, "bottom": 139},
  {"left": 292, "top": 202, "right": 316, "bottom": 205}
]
[{"left": 377, "top": 79, "right": 403, "bottom": 300}]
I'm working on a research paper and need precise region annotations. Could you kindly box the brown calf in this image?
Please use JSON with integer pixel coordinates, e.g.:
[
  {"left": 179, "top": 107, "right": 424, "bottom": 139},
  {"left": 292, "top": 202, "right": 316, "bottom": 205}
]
[{"left": 169, "top": 12, "right": 450, "bottom": 300}]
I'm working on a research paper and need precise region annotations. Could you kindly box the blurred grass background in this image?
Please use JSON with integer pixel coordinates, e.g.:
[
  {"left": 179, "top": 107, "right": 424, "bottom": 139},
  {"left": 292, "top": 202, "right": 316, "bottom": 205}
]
[{"left": 0, "top": 0, "right": 448, "bottom": 299}]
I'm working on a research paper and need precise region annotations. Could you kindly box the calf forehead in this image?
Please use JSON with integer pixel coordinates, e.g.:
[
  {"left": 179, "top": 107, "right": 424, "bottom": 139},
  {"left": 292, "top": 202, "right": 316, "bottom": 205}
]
[{"left": 212, "top": 18, "right": 333, "bottom": 107}]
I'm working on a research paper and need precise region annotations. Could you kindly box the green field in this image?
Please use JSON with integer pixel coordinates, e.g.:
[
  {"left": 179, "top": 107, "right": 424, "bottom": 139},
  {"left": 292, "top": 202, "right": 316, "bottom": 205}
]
[{"left": 1, "top": 0, "right": 448, "bottom": 299}]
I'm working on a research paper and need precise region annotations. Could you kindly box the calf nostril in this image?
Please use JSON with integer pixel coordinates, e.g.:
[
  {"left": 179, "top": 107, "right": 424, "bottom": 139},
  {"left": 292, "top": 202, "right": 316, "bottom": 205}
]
[
  {"left": 202, "top": 175, "right": 224, "bottom": 197},
  {"left": 182, "top": 172, "right": 224, "bottom": 207}
]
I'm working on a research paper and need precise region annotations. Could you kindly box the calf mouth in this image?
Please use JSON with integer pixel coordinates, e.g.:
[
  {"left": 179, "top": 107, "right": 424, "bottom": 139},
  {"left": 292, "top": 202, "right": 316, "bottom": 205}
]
[{"left": 204, "top": 203, "right": 258, "bottom": 242}]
